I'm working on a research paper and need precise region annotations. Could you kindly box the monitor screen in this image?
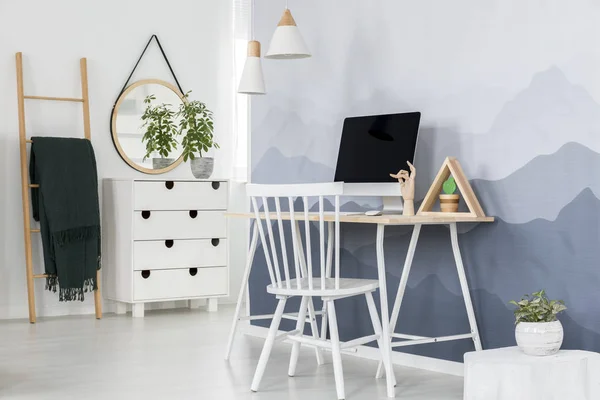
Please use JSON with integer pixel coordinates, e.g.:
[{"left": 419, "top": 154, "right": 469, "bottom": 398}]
[{"left": 334, "top": 112, "right": 421, "bottom": 183}]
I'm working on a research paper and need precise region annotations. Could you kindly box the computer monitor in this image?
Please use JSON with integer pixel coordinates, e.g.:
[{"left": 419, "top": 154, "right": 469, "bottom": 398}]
[{"left": 334, "top": 112, "right": 421, "bottom": 212}]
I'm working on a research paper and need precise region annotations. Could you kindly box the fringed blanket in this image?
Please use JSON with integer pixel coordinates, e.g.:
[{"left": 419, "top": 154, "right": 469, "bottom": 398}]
[{"left": 29, "top": 137, "right": 101, "bottom": 301}]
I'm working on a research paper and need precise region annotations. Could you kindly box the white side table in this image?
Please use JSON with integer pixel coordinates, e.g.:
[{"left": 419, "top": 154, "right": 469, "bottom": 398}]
[{"left": 464, "top": 346, "right": 600, "bottom": 400}]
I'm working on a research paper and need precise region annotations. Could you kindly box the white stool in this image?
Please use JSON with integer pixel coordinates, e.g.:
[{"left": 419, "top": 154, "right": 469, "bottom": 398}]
[{"left": 464, "top": 346, "right": 600, "bottom": 400}]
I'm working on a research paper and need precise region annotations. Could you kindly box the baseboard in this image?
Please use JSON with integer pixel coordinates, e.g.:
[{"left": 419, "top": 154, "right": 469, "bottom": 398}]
[
  {"left": 241, "top": 324, "right": 464, "bottom": 377},
  {"left": 0, "top": 299, "right": 192, "bottom": 320},
  {"left": 0, "top": 297, "right": 238, "bottom": 320},
  {"left": 0, "top": 304, "right": 97, "bottom": 320}
]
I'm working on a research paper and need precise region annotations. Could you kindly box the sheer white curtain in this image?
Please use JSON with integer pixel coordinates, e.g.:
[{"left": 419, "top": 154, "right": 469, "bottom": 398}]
[{"left": 232, "top": 0, "right": 251, "bottom": 181}]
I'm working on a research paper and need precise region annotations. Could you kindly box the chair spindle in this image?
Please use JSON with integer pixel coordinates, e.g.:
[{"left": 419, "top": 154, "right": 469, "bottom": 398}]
[{"left": 262, "top": 197, "right": 283, "bottom": 288}]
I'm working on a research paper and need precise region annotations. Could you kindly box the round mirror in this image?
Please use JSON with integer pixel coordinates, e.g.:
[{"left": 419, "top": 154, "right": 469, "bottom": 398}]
[{"left": 111, "top": 79, "right": 186, "bottom": 174}]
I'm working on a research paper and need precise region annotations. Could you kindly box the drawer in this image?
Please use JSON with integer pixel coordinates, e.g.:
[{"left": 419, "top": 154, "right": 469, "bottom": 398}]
[
  {"left": 133, "top": 210, "right": 226, "bottom": 240},
  {"left": 133, "top": 239, "right": 227, "bottom": 271},
  {"left": 133, "top": 267, "right": 227, "bottom": 301},
  {"left": 134, "top": 181, "right": 227, "bottom": 211}
]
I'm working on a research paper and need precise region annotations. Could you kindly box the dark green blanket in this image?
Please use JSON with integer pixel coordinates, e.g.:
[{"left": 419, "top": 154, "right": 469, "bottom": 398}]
[{"left": 30, "top": 137, "right": 101, "bottom": 302}]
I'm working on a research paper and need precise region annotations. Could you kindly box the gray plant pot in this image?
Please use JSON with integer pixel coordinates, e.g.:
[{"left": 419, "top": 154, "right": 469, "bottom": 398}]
[
  {"left": 191, "top": 157, "right": 214, "bottom": 179},
  {"left": 152, "top": 158, "right": 175, "bottom": 170}
]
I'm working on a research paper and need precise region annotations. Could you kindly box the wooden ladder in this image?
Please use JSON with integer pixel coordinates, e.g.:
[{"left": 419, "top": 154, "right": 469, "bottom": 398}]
[{"left": 15, "top": 52, "right": 102, "bottom": 323}]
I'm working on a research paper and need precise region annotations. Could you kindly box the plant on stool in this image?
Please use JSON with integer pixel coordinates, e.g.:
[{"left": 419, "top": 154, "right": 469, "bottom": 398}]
[{"left": 509, "top": 290, "right": 567, "bottom": 356}]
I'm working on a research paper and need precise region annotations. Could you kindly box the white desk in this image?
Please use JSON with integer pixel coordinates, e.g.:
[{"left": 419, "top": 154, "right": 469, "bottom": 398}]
[
  {"left": 464, "top": 347, "right": 600, "bottom": 400},
  {"left": 225, "top": 211, "right": 494, "bottom": 398}
]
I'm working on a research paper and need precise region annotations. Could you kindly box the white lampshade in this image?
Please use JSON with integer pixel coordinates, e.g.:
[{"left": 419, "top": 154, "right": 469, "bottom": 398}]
[
  {"left": 238, "top": 41, "right": 266, "bottom": 95},
  {"left": 265, "top": 9, "right": 311, "bottom": 59}
]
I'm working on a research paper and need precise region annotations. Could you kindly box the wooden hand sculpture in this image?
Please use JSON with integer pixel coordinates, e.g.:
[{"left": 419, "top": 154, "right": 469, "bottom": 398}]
[{"left": 390, "top": 161, "right": 416, "bottom": 216}]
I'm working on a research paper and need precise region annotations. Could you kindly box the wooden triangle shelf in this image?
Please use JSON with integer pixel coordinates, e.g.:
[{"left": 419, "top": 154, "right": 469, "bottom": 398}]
[{"left": 417, "top": 157, "right": 486, "bottom": 218}]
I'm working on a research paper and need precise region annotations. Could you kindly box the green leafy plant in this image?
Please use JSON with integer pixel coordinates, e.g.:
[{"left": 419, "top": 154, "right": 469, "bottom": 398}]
[
  {"left": 508, "top": 290, "right": 567, "bottom": 324},
  {"left": 442, "top": 176, "right": 457, "bottom": 194},
  {"left": 140, "top": 95, "right": 179, "bottom": 160},
  {"left": 178, "top": 91, "right": 219, "bottom": 162}
]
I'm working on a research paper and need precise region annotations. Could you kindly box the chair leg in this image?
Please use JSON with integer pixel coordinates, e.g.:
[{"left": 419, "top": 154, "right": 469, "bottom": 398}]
[
  {"left": 320, "top": 221, "right": 333, "bottom": 350},
  {"left": 251, "top": 297, "right": 287, "bottom": 392},
  {"left": 225, "top": 224, "right": 258, "bottom": 360},
  {"left": 365, "top": 292, "right": 395, "bottom": 387},
  {"left": 289, "top": 296, "right": 309, "bottom": 376},
  {"left": 307, "top": 297, "right": 325, "bottom": 365},
  {"left": 320, "top": 301, "right": 329, "bottom": 343},
  {"left": 327, "top": 300, "right": 345, "bottom": 400}
]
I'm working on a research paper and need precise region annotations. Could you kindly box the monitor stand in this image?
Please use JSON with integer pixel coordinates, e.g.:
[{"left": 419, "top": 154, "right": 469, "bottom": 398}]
[{"left": 382, "top": 196, "right": 404, "bottom": 214}]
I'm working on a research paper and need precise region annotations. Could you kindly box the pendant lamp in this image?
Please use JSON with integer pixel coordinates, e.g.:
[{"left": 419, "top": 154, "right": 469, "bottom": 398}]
[
  {"left": 265, "top": 5, "right": 311, "bottom": 59},
  {"left": 238, "top": 0, "right": 266, "bottom": 94},
  {"left": 238, "top": 41, "right": 266, "bottom": 94}
]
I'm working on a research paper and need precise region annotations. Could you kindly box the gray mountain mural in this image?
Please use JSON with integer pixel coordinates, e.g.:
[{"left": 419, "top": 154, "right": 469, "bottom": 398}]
[
  {"left": 418, "top": 67, "right": 600, "bottom": 181},
  {"left": 254, "top": 138, "right": 600, "bottom": 226},
  {"left": 253, "top": 71, "right": 600, "bottom": 225},
  {"left": 253, "top": 67, "right": 600, "bottom": 189},
  {"left": 252, "top": 147, "right": 334, "bottom": 184},
  {"left": 471, "top": 142, "right": 600, "bottom": 223},
  {"left": 252, "top": 107, "right": 342, "bottom": 173}
]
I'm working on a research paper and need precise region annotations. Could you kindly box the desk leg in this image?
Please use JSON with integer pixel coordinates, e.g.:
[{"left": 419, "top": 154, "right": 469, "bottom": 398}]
[
  {"left": 450, "top": 223, "right": 483, "bottom": 351},
  {"left": 376, "top": 224, "right": 396, "bottom": 398},
  {"left": 225, "top": 223, "right": 259, "bottom": 360},
  {"left": 376, "top": 224, "right": 422, "bottom": 379}
]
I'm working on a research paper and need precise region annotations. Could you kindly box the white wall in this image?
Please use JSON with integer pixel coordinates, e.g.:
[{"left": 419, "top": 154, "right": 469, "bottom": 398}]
[{"left": 0, "top": 0, "right": 246, "bottom": 319}]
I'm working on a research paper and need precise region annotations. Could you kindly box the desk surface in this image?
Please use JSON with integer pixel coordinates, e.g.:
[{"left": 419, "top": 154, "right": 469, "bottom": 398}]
[{"left": 226, "top": 212, "right": 494, "bottom": 225}]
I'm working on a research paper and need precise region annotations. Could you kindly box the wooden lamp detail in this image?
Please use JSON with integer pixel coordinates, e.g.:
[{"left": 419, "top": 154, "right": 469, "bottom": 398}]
[
  {"left": 417, "top": 157, "right": 486, "bottom": 217},
  {"left": 390, "top": 161, "right": 416, "bottom": 216}
]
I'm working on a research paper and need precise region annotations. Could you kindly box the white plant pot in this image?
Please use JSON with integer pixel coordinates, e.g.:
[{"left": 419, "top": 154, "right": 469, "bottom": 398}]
[{"left": 515, "top": 320, "right": 564, "bottom": 356}]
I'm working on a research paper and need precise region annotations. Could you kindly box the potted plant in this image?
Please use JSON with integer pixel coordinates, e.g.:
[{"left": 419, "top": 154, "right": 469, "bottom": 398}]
[
  {"left": 439, "top": 176, "right": 459, "bottom": 212},
  {"left": 509, "top": 290, "right": 567, "bottom": 356},
  {"left": 140, "top": 94, "right": 179, "bottom": 169},
  {"left": 178, "top": 92, "right": 219, "bottom": 179}
]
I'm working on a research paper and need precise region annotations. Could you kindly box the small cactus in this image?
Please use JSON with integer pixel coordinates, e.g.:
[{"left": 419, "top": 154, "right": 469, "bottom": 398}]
[{"left": 442, "top": 176, "right": 457, "bottom": 194}]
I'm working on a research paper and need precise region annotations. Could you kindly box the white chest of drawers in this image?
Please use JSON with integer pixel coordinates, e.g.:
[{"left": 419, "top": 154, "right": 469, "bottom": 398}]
[{"left": 102, "top": 179, "right": 229, "bottom": 317}]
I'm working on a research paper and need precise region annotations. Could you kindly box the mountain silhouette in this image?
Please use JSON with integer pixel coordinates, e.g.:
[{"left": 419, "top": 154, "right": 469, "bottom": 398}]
[
  {"left": 252, "top": 147, "right": 334, "bottom": 184},
  {"left": 470, "top": 141, "right": 600, "bottom": 223},
  {"left": 252, "top": 68, "right": 600, "bottom": 225},
  {"left": 252, "top": 107, "right": 342, "bottom": 172},
  {"left": 414, "top": 67, "right": 600, "bottom": 182}
]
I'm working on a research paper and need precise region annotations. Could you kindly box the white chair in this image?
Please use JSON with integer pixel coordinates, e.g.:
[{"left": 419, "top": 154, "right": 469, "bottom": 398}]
[{"left": 247, "top": 183, "right": 389, "bottom": 400}]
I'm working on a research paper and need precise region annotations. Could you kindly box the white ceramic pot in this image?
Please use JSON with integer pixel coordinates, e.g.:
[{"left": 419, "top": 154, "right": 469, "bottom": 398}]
[{"left": 515, "top": 320, "right": 563, "bottom": 356}]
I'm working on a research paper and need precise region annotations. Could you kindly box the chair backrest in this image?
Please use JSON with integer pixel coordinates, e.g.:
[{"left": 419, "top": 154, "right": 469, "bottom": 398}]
[{"left": 246, "top": 182, "right": 343, "bottom": 290}]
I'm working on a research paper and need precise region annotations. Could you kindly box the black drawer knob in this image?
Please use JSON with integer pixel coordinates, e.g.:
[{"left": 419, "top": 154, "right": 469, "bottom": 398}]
[
  {"left": 141, "top": 270, "right": 151, "bottom": 279},
  {"left": 165, "top": 181, "right": 174, "bottom": 190},
  {"left": 141, "top": 211, "right": 151, "bottom": 219},
  {"left": 189, "top": 210, "right": 198, "bottom": 219},
  {"left": 189, "top": 268, "right": 198, "bottom": 276},
  {"left": 212, "top": 182, "right": 220, "bottom": 190},
  {"left": 211, "top": 238, "right": 220, "bottom": 247},
  {"left": 165, "top": 240, "right": 174, "bottom": 248}
]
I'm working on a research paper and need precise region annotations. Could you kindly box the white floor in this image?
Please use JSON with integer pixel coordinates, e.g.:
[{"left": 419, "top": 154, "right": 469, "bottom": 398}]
[{"left": 0, "top": 305, "right": 463, "bottom": 400}]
